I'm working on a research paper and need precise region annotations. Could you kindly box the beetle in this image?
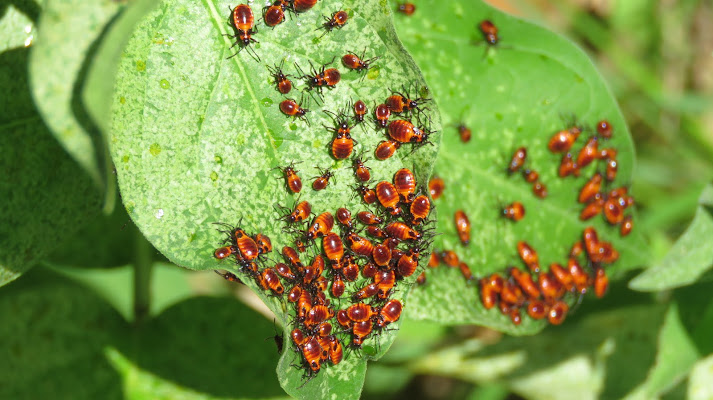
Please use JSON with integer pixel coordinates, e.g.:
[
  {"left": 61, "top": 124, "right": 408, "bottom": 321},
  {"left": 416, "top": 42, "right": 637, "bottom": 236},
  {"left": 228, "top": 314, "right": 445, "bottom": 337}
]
[
  {"left": 225, "top": 4, "right": 260, "bottom": 61},
  {"left": 320, "top": 10, "right": 348, "bottom": 34},
  {"left": 454, "top": 210, "right": 471, "bottom": 245},
  {"left": 267, "top": 60, "right": 292, "bottom": 94},
  {"left": 312, "top": 167, "right": 334, "bottom": 191},
  {"left": 342, "top": 50, "right": 379, "bottom": 74}
]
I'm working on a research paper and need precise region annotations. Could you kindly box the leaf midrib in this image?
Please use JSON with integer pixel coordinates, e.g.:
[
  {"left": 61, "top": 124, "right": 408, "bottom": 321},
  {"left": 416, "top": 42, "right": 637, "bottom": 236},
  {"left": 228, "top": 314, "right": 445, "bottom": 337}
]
[{"left": 204, "top": 0, "right": 277, "bottom": 156}]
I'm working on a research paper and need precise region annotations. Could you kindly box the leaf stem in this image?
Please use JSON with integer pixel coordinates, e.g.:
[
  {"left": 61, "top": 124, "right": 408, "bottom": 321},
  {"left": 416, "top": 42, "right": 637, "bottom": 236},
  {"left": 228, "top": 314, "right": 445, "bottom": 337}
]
[
  {"left": 133, "top": 230, "right": 152, "bottom": 325},
  {"left": 102, "top": 145, "right": 117, "bottom": 215}
]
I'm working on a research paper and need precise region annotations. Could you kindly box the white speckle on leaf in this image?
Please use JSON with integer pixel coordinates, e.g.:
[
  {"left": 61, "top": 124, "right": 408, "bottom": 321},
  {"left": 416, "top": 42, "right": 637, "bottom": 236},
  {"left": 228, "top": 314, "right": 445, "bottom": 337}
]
[{"left": 155, "top": 209, "right": 164, "bottom": 219}]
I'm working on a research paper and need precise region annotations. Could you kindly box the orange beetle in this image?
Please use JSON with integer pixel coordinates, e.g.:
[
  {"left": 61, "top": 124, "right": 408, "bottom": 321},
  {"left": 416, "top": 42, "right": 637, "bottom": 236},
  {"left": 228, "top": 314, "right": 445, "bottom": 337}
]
[
  {"left": 509, "top": 267, "right": 540, "bottom": 299},
  {"left": 593, "top": 267, "right": 609, "bottom": 298},
  {"left": 502, "top": 201, "right": 525, "bottom": 221},
  {"left": 517, "top": 241, "right": 540, "bottom": 273},
  {"left": 527, "top": 300, "right": 548, "bottom": 320},
  {"left": 454, "top": 210, "right": 471, "bottom": 245},
  {"left": 547, "top": 300, "right": 569, "bottom": 325},
  {"left": 429, "top": 176, "right": 445, "bottom": 200},
  {"left": 578, "top": 173, "right": 602, "bottom": 204},
  {"left": 548, "top": 126, "right": 581, "bottom": 153}
]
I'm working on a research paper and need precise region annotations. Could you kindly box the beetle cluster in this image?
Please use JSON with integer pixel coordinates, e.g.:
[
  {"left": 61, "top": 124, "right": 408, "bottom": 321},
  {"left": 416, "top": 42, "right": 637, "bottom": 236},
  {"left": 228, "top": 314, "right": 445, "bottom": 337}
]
[
  {"left": 476, "top": 228, "right": 618, "bottom": 326},
  {"left": 213, "top": 226, "right": 276, "bottom": 289},
  {"left": 425, "top": 228, "right": 619, "bottom": 326},
  {"left": 372, "top": 89, "right": 435, "bottom": 160},
  {"left": 226, "top": 2, "right": 343, "bottom": 60},
  {"left": 215, "top": 0, "right": 442, "bottom": 382},
  {"left": 285, "top": 166, "right": 433, "bottom": 376},
  {"left": 415, "top": 109, "right": 634, "bottom": 328},
  {"left": 507, "top": 147, "right": 548, "bottom": 199},
  {"left": 213, "top": 165, "right": 434, "bottom": 379},
  {"left": 552, "top": 121, "right": 635, "bottom": 236}
]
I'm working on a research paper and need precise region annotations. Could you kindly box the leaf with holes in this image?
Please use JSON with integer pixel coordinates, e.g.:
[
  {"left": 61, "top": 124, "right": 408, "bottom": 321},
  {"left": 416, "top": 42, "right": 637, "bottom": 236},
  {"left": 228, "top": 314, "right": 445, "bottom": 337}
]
[
  {"left": 392, "top": 0, "right": 646, "bottom": 334},
  {"left": 110, "top": 0, "right": 440, "bottom": 398}
]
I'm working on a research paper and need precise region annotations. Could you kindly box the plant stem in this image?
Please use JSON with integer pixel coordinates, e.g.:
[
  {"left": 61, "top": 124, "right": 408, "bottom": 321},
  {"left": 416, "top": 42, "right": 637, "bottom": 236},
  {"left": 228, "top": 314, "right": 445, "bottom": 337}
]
[
  {"left": 102, "top": 145, "right": 117, "bottom": 215},
  {"left": 133, "top": 230, "right": 153, "bottom": 325}
]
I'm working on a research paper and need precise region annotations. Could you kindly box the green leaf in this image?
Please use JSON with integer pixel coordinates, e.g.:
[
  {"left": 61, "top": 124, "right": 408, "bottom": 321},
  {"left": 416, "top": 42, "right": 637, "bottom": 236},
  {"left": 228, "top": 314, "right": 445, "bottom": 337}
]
[
  {"left": 0, "top": 1, "right": 37, "bottom": 53},
  {"left": 105, "top": 348, "right": 291, "bottom": 400},
  {"left": 629, "top": 183, "right": 713, "bottom": 291},
  {"left": 83, "top": 0, "right": 160, "bottom": 137},
  {"left": 0, "top": 268, "right": 127, "bottom": 399},
  {"left": 109, "top": 0, "right": 440, "bottom": 398},
  {"left": 82, "top": 0, "right": 162, "bottom": 212},
  {"left": 624, "top": 302, "right": 700, "bottom": 399},
  {"left": 466, "top": 384, "right": 510, "bottom": 400},
  {"left": 43, "top": 205, "right": 142, "bottom": 269},
  {"left": 392, "top": 0, "right": 645, "bottom": 334},
  {"left": 0, "top": 267, "right": 289, "bottom": 399},
  {"left": 406, "top": 305, "right": 666, "bottom": 399},
  {"left": 130, "top": 296, "right": 287, "bottom": 398},
  {"left": 0, "top": 45, "right": 101, "bottom": 287},
  {"left": 688, "top": 353, "right": 713, "bottom": 400},
  {"left": 672, "top": 280, "right": 713, "bottom": 356},
  {"left": 29, "top": 0, "right": 123, "bottom": 187}
]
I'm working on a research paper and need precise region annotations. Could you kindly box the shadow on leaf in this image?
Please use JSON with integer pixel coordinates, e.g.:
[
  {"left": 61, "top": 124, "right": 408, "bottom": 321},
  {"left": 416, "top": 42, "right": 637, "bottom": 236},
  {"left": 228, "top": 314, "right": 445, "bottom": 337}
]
[
  {"left": 1, "top": 267, "right": 287, "bottom": 399},
  {"left": 0, "top": 268, "right": 125, "bottom": 400},
  {"left": 123, "top": 296, "right": 286, "bottom": 398},
  {"left": 0, "top": 46, "right": 100, "bottom": 285}
]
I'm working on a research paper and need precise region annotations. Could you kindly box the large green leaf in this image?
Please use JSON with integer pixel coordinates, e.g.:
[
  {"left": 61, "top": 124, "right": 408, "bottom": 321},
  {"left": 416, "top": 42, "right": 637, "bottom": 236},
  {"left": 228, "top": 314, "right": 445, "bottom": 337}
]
[
  {"left": 0, "top": 268, "right": 126, "bottom": 399},
  {"left": 105, "top": 348, "right": 290, "bottom": 400},
  {"left": 29, "top": 0, "right": 122, "bottom": 187},
  {"left": 43, "top": 205, "right": 143, "bottom": 269},
  {"left": 0, "top": 267, "right": 288, "bottom": 399},
  {"left": 629, "top": 183, "right": 713, "bottom": 291},
  {"left": 624, "top": 302, "right": 700, "bottom": 399},
  {"left": 130, "top": 296, "right": 287, "bottom": 398},
  {"left": 110, "top": 0, "right": 440, "bottom": 398},
  {"left": 392, "top": 0, "right": 646, "bottom": 334},
  {"left": 0, "top": 42, "right": 101, "bottom": 286}
]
